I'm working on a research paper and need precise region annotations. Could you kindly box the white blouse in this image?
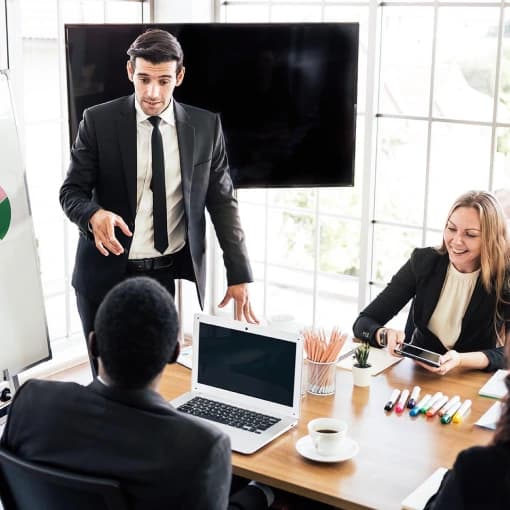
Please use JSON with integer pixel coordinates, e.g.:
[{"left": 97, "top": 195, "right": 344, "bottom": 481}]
[{"left": 428, "top": 263, "right": 480, "bottom": 349}]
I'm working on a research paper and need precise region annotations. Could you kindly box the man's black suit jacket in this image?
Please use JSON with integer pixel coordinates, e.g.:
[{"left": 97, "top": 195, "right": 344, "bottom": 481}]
[
  {"left": 1, "top": 379, "right": 266, "bottom": 510},
  {"left": 60, "top": 95, "right": 253, "bottom": 306}
]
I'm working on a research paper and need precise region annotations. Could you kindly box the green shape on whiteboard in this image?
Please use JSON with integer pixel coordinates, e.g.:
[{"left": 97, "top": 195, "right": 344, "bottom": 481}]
[{"left": 0, "top": 189, "right": 11, "bottom": 240}]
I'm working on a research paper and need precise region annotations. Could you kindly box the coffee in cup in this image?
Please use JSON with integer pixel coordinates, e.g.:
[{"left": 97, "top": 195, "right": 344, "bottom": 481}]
[{"left": 308, "top": 417, "right": 347, "bottom": 456}]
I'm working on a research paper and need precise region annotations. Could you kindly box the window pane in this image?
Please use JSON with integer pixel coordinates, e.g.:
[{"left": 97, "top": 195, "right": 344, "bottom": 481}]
[
  {"left": 316, "top": 274, "right": 359, "bottom": 333},
  {"left": 319, "top": 218, "right": 360, "bottom": 277},
  {"left": 325, "top": 0, "right": 367, "bottom": 3},
  {"left": 379, "top": 7, "right": 433, "bottom": 116},
  {"left": 238, "top": 202, "right": 266, "bottom": 262},
  {"left": 105, "top": 1, "right": 142, "bottom": 22},
  {"left": 425, "top": 228, "right": 443, "bottom": 247},
  {"left": 434, "top": 7, "right": 499, "bottom": 122},
  {"left": 21, "top": 0, "right": 58, "bottom": 39},
  {"left": 266, "top": 266, "right": 314, "bottom": 327},
  {"left": 25, "top": 122, "right": 65, "bottom": 289},
  {"left": 24, "top": 123, "right": 63, "bottom": 210},
  {"left": 61, "top": 0, "right": 105, "bottom": 23},
  {"left": 267, "top": 209, "right": 315, "bottom": 270},
  {"left": 222, "top": 6, "right": 270, "bottom": 22},
  {"left": 498, "top": 9, "right": 510, "bottom": 123},
  {"left": 268, "top": 189, "right": 316, "bottom": 211},
  {"left": 45, "top": 294, "right": 67, "bottom": 340},
  {"left": 493, "top": 127, "right": 510, "bottom": 190},
  {"left": 270, "top": 5, "right": 322, "bottom": 22},
  {"left": 372, "top": 224, "right": 422, "bottom": 284},
  {"left": 319, "top": 185, "right": 362, "bottom": 219},
  {"left": 22, "top": 39, "right": 59, "bottom": 122},
  {"left": 375, "top": 118, "right": 428, "bottom": 225},
  {"left": 427, "top": 122, "right": 491, "bottom": 229},
  {"left": 237, "top": 188, "right": 266, "bottom": 206}
]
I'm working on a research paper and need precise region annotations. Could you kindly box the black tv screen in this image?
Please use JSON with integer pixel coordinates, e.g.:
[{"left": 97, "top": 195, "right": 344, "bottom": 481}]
[{"left": 65, "top": 23, "right": 359, "bottom": 188}]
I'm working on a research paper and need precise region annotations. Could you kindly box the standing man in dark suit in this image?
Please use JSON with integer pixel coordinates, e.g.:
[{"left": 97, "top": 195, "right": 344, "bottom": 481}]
[
  {"left": 60, "top": 29, "right": 257, "bottom": 339},
  {"left": 1, "top": 277, "right": 271, "bottom": 510}
]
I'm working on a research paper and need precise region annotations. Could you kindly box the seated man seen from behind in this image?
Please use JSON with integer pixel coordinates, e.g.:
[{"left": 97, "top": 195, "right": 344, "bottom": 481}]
[{"left": 1, "top": 277, "right": 269, "bottom": 510}]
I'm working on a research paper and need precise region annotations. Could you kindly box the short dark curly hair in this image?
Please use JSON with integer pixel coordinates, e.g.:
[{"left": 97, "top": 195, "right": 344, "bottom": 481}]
[
  {"left": 127, "top": 28, "right": 184, "bottom": 72},
  {"left": 94, "top": 277, "right": 179, "bottom": 389}
]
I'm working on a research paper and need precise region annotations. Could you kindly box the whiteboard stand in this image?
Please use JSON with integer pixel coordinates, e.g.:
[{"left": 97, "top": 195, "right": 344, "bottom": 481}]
[{"left": 2, "top": 369, "right": 19, "bottom": 392}]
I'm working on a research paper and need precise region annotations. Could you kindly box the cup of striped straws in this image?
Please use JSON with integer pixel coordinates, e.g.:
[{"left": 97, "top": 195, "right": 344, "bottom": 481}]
[{"left": 303, "top": 328, "right": 347, "bottom": 396}]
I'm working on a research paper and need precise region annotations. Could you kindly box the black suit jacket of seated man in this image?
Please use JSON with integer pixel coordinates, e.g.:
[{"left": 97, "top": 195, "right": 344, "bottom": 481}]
[{"left": 0, "top": 378, "right": 267, "bottom": 510}]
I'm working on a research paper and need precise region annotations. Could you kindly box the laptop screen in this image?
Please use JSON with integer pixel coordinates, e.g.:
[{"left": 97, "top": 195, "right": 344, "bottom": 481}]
[{"left": 197, "top": 322, "right": 297, "bottom": 407}]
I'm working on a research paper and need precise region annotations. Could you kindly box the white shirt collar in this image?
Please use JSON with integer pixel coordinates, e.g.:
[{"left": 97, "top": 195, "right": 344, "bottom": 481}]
[{"left": 134, "top": 96, "right": 175, "bottom": 126}]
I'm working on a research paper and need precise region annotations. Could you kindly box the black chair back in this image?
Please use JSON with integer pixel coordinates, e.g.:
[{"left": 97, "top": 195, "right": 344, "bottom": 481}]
[{"left": 0, "top": 448, "right": 129, "bottom": 510}]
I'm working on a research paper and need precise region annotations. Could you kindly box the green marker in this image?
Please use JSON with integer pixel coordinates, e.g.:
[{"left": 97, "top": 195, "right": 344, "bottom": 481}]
[{"left": 441, "top": 401, "right": 462, "bottom": 425}]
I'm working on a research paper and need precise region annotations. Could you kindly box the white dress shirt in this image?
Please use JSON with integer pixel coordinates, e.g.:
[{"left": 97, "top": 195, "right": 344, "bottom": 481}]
[{"left": 128, "top": 98, "right": 186, "bottom": 259}]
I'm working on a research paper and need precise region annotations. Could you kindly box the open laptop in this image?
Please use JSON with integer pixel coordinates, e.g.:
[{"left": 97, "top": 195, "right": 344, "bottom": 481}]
[{"left": 171, "top": 313, "right": 303, "bottom": 454}]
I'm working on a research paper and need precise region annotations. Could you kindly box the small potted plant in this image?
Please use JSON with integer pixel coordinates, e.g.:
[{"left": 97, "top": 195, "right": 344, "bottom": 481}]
[{"left": 352, "top": 341, "right": 372, "bottom": 387}]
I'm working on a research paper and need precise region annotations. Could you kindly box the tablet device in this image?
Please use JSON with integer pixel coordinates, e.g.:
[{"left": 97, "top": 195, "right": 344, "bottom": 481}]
[{"left": 395, "top": 343, "right": 441, "bottom": 368}]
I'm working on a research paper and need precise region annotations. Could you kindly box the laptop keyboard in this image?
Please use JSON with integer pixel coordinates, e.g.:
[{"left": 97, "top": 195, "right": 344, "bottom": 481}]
[{"left": 177, "top": 397, "right": 281, "bottom": 434}]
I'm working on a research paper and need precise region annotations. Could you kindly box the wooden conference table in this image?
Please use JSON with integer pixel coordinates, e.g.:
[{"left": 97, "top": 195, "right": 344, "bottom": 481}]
[{"left": 160, "top": 358, "right": 496, "bottom": 510}]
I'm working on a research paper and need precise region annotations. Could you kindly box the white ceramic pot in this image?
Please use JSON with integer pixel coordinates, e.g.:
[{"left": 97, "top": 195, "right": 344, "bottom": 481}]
[{"left": 352, "top": 364, "right": 372, "bottom": 387}]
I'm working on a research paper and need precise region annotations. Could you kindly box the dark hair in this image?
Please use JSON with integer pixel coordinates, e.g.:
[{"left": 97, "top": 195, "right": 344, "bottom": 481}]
[
  {"left": 127, "top": 29, "right": 184, "bottom": 72},
  {"left": 94, "top": 277, "right": 179, "bottom": 389}
]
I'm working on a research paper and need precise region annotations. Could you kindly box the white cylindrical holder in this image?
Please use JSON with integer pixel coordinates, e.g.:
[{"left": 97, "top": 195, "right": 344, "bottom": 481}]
[{"left": 352, "top": 365, "right": 372, "bottom": 387}]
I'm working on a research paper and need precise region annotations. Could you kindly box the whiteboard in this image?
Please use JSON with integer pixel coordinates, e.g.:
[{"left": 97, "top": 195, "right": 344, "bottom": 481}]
[{"left": 0, "top": 71, "right": 51, "bottom": 374}]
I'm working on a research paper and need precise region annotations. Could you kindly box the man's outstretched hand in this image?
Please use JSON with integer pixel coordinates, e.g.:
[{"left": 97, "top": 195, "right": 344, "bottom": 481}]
[
  {"left": 218, "top": 283, "right": 259, "bottom": 323},
  {"left": 89, "top": 209, "right": 132, "bottom": 256}
]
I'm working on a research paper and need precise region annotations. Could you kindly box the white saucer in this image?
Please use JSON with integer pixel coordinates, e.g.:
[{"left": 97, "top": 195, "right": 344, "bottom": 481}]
[{"left": 295, "top": 435, "right": 359, "bottom": 463}]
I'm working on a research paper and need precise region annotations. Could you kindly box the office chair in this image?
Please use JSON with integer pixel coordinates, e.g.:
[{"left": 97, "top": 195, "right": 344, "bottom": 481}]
[{"left": 0, "top": 448, "right": 129, "bottom": 510}]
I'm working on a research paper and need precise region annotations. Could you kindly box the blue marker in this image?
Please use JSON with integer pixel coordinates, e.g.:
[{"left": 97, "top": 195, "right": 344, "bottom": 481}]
[{"left": 410, "top": 394, "right": 431, "bottom": 417}]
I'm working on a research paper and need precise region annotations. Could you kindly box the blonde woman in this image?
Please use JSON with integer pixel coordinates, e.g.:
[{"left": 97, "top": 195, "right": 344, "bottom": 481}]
[{"left": 353, "top": 190, "right": 510, "bottom": 374}]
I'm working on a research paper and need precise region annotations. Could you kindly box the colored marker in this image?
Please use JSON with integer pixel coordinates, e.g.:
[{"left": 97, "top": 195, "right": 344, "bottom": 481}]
[
  {"left": 441, "top": 401, "right": 462, "bottom": 424},
  {"left": 438, "top": 395, "right": 460, "bottom": 417},
  {"left": 384, "top": 389, "right": 401, "bottom": 411},
  {"left": 407, "top": 386, "right": 421, "bottom": 409},
  {"left": 410, "top": 394, "right": 431, "bottom": 417},
  {"left": 421, "top": 392, "right": 443, "bottom": 414},
  {"left": 452, "top": 400, "right": 472, "bottom": 424},
  {"left": 426, "top": 395, "right": 449, "bottom": 417},
  {"left": 395, "top": 389, "right": 410, "bottom": 414}
]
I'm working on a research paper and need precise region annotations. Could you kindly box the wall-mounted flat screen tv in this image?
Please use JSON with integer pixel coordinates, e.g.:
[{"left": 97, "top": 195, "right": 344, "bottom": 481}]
[{"left": 65, "top": 23, "right": 359, "bottom": 188}]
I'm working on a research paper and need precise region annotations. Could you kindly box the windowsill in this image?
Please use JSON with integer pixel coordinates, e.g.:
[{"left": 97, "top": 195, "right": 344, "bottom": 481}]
[{"left": 18, "top": 335, "right": 88, "bottom": 385}]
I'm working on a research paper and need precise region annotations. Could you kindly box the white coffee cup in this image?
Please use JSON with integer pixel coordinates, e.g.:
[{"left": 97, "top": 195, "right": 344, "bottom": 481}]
[{"left": 308, "top": 417, "right": 348, "bottom": 456}]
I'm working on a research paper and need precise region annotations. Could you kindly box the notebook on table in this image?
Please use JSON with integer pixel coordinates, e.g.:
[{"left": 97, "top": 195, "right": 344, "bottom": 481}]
[
  {"left": 401, "top": 467, "right": 448, "bottom": 510},
  {"left": 478, "top": 369, "right": 509, "bottom": 399},
  {"left": 171, "top": 313, "right": 303, "bottom": 454}
]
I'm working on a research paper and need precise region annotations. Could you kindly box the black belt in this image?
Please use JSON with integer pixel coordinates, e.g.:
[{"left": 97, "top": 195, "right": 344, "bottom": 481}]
[{"left": 127, "top": 253, "right": 178, "bottom": 273}]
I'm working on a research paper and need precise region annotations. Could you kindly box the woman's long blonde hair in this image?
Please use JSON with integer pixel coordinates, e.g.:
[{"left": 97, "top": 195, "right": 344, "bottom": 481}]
[{"left": 438, "top": 190, "right": 510, "bottom": 343}]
